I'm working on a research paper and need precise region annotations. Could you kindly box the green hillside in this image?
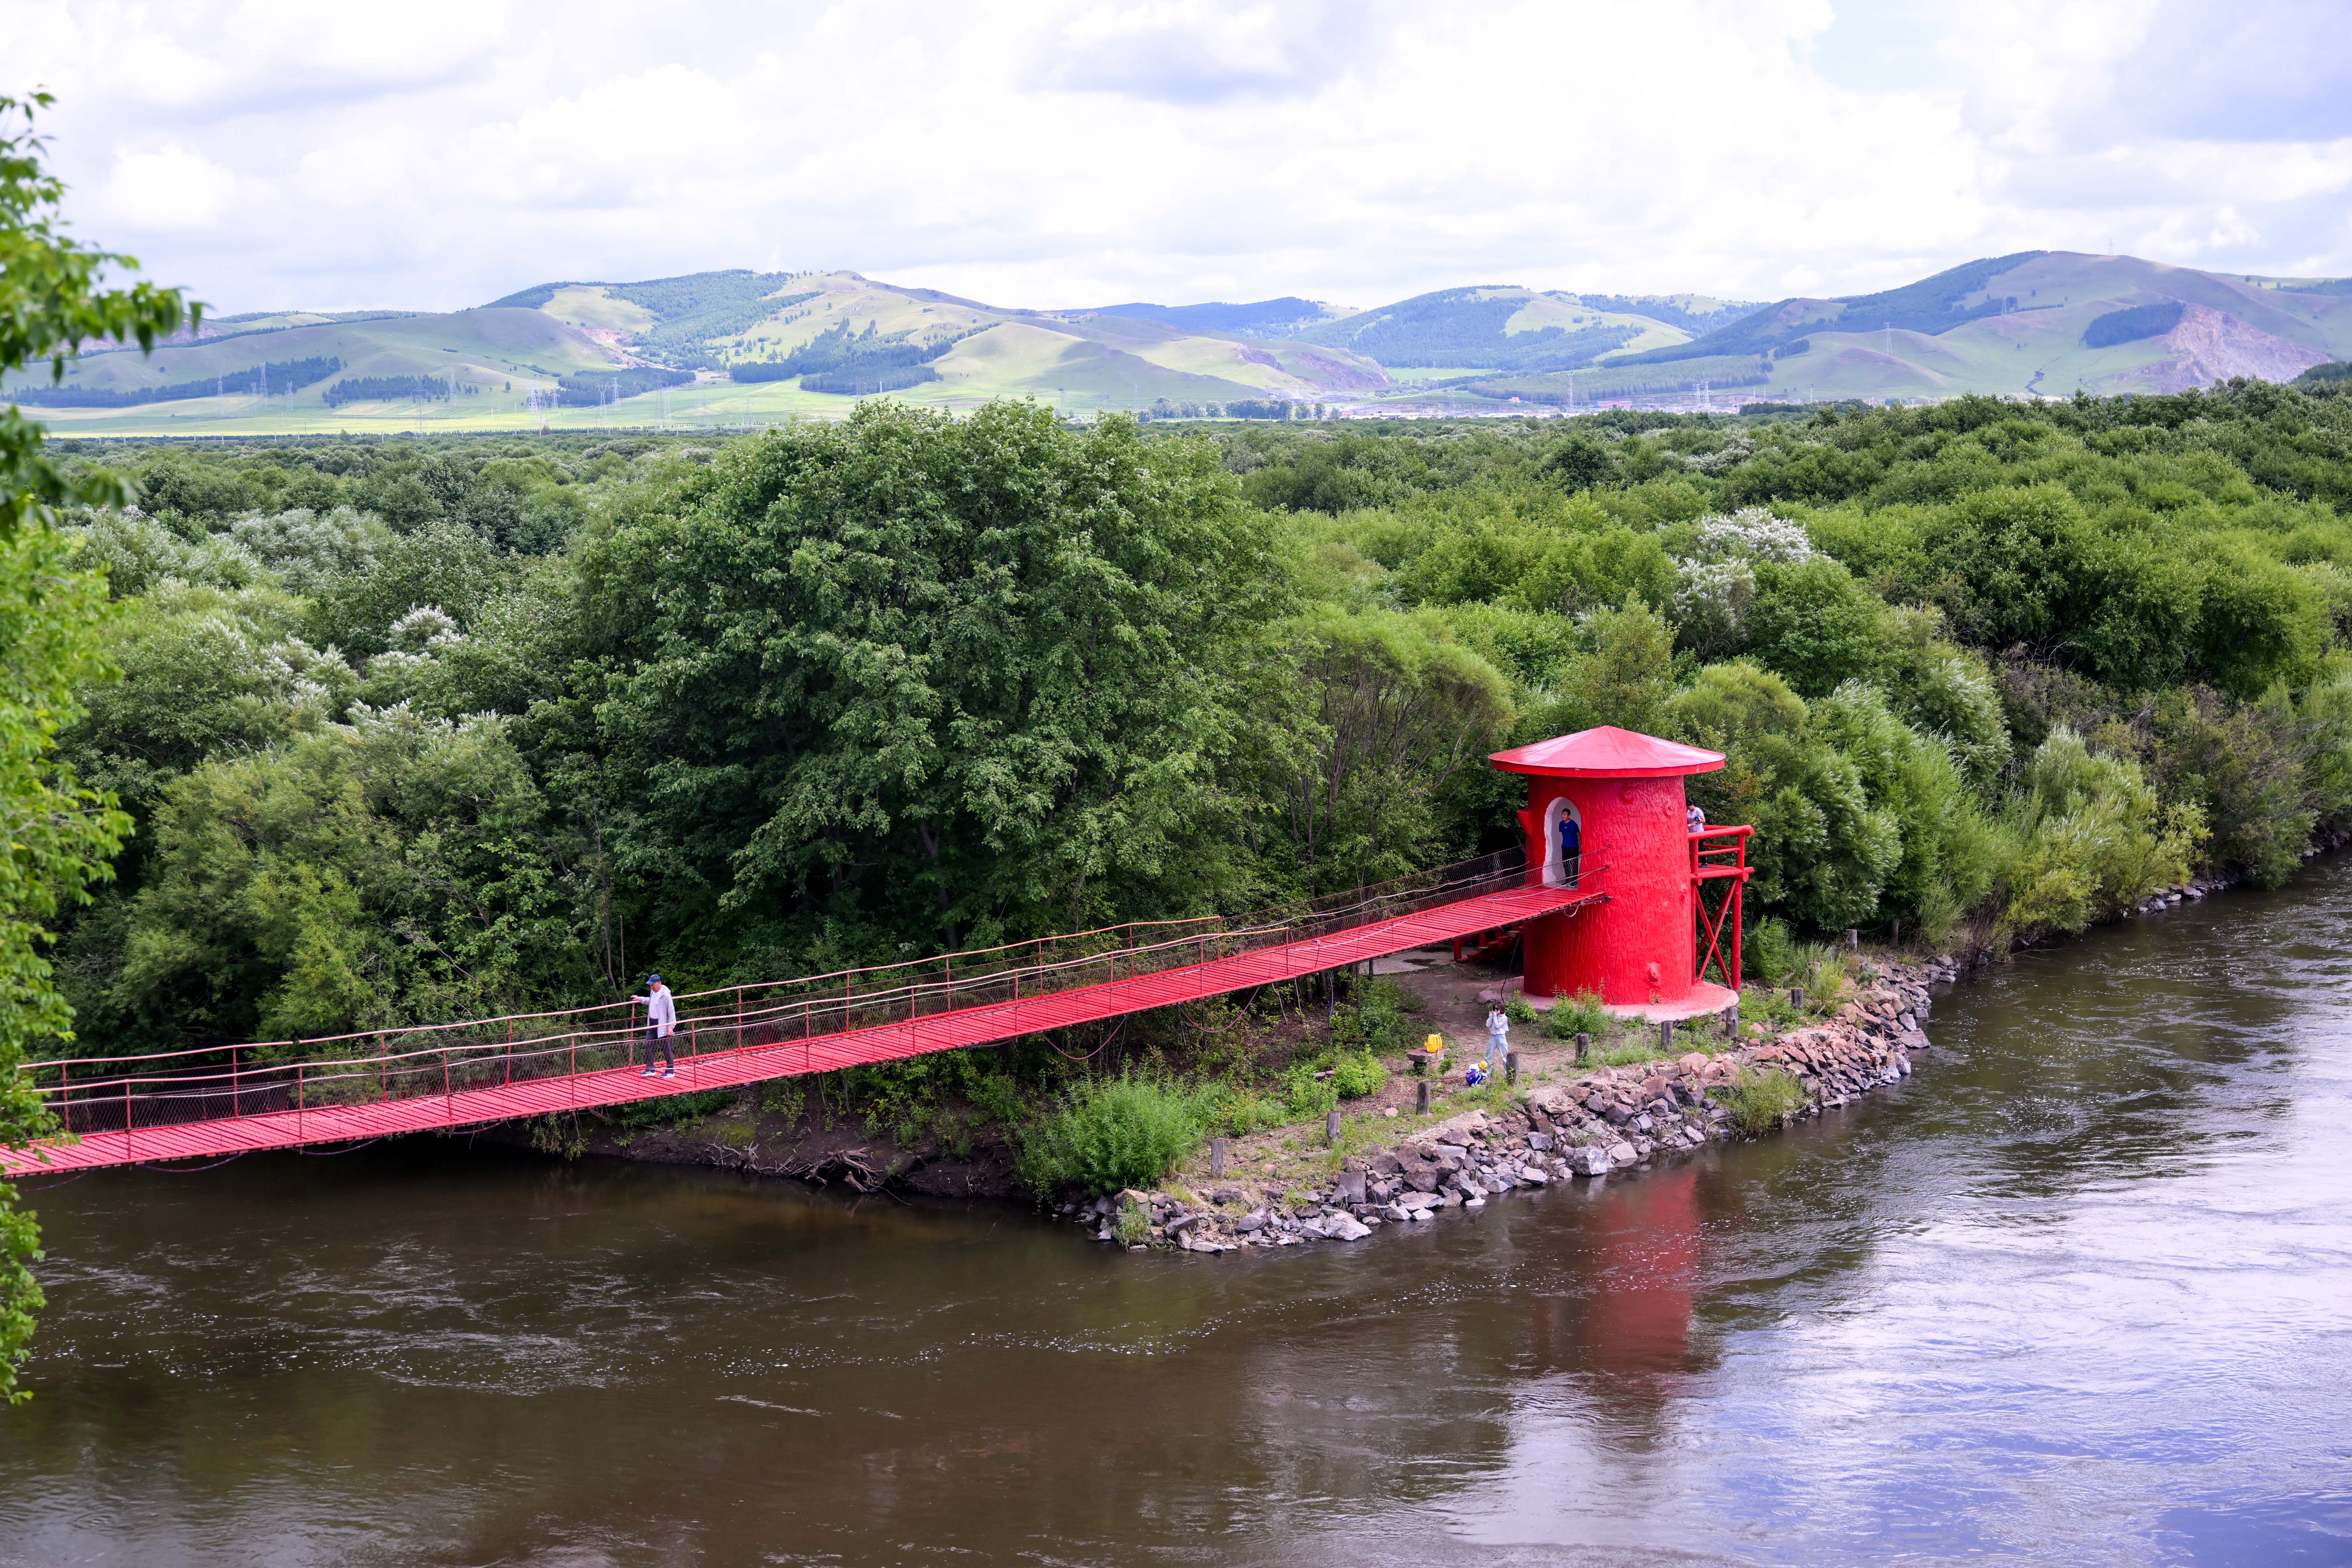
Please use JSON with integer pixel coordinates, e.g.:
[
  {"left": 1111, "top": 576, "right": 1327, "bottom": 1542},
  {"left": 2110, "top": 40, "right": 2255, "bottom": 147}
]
[{"left": 1297, "top": 285, "right": 1700, "bottom": 371}]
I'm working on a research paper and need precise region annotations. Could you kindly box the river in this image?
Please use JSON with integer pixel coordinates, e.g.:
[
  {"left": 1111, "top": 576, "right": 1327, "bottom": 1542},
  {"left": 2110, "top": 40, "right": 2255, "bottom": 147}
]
[{"left": 3, "top": 862, "right": 2349, "bottom": 1567}]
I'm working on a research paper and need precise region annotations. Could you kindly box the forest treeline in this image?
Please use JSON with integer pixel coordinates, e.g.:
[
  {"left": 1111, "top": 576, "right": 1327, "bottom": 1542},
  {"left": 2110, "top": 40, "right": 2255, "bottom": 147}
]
[{"left": 40, "top": 379, "right": 2352, "bottom": 1059}]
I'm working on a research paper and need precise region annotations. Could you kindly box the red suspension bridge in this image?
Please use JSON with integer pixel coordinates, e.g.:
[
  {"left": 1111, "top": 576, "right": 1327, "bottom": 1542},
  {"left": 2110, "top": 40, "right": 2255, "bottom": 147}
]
[{"left": 5, "top": 849, "right": 1605, "bottom": 1175}]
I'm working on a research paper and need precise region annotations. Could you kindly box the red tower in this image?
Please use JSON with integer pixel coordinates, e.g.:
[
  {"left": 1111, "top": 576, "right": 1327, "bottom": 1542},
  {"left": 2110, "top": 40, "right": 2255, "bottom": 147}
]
[{"left": 1489, "top": 726, "right": 1751, "bottom": 1013}]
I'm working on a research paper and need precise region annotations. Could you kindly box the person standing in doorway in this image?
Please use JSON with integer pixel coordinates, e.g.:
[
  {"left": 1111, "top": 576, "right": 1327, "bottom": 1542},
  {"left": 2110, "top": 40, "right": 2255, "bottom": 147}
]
[
  {"left": 637, "top": 973, "right": 678, "bottom": 1079},
  {"left": 1484, "top": 1003, "right": 1510, "bottom": 1076},
  {"left": 1558, "top": 810, "right": 1581, "bottom": 887}
]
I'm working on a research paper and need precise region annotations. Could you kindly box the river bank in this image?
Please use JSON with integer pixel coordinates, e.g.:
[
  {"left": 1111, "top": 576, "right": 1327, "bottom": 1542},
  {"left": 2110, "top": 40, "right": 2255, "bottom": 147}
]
[
  {"left": 497, "top": 853, "right": 2294, "bottom": 1253},
  {"left": 1081, "top": 953, "right": 1960, "bottom": 1252}
]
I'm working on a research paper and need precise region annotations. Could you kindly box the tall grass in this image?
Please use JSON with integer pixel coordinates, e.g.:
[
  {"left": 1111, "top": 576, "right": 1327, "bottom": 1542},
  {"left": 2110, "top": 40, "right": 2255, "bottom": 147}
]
[{"left": 1713, "top": 1066, "right": 1807, "bottom": 1136}]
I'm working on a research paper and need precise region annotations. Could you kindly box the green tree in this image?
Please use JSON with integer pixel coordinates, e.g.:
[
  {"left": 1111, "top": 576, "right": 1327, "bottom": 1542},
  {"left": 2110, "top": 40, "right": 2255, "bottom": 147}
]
[
  {"left": 0, "top": 90, "right": 189, "bottom": 1401},
  {"left": 112, "top": 708, "right": 588, "bottom": 1047},
  {"left": 567, "top": 402, "right": 1286, "bottom": 970}
]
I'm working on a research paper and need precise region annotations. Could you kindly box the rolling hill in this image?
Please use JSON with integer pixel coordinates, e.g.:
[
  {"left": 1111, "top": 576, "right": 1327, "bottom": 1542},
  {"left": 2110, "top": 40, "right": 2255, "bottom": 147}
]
[
  {"left": 2, "top": 270, "right": 1404, "bottom": 435},
  {"left": 1295, "top": 285, "right": 1740, "bottom": 371},
  {"left": 1586, "top": 252, "right": 2352, "bottom": 402},
  {"left": 13, "top": 254, "right": 2351, "bottom": 436}
]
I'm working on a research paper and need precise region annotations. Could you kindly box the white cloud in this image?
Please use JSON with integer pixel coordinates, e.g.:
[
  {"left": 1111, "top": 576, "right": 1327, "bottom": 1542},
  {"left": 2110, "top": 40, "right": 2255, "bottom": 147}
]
[
  {"left": 94, "top": 144, "right": 239, "bottom": 231},
  {"left": 6, "top": 0, "right": 2344, "bottom": 314}
]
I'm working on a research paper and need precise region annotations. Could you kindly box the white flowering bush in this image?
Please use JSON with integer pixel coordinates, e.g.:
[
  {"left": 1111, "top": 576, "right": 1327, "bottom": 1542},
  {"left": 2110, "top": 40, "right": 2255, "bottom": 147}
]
[
  {"left": 225, "top": 506, "right": 383, "bottom": 594},
  {"left": 1672, "top": 507, "right": 1815, "bottom": 658}
]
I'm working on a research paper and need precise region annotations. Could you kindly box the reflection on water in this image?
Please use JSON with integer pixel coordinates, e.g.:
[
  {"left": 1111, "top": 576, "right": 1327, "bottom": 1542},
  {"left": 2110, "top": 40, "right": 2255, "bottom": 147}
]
[{"left": 5, "top": 862, "right": 2352, "bottom": 1566}]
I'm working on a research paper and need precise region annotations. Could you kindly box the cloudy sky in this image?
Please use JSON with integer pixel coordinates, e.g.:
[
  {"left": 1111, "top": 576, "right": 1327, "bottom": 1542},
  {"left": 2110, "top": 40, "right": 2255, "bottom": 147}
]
[{"left": 6, "top": 0, "right": 2348, "bottom": 315}]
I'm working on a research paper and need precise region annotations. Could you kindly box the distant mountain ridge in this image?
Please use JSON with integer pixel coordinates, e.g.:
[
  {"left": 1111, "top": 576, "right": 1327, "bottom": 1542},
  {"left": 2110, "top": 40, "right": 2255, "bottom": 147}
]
[
  {"left": 12, "top": 253, "right": 2352, "bottom": 435},
  {"left": 1621, "top": 252, "right": 2049, "bottom": 365},
  {"left": 1073, "top": 298, "right": 1339, "bottom": 336}
]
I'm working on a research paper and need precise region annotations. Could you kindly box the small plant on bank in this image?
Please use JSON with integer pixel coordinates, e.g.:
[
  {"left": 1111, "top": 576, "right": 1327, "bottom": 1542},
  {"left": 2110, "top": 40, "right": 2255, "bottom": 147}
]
[
  {"left": 1744, "top": 916, "right": 1801, "bottom": 988},
  {"left": 1713, "top": 1066, "right": 1807, "bottom": 1137},
  {"left": 1745, "top": 985, "right": 1805, "bottom": 1029},
  {"left": 1212, "top": 1088, "right": 1291, "bottom": 1138},
  {"left": 1111, "top": 1198, "right": 1152, "bottom": 1246},
  {"left": 1594, "top": 1042, "right": 1663, "bottom": 1068},
  {"left": 1016, "top": 1070, "right": 1214, "bottom": 1197},
  {"left": 1283, "top": 1059, "right": 1340, "bottom": 1120},
  {"left": 1331, "top": 1051, "right": 1387, "bottom": 1099},
  {"left": 1503, "top": 992, "right": 1538, "bottom": 1027},
  {"left": 1796, "top": 943, "right": 1857, "bottom": 1012},
  {"left": 1543, "top": 989, "right": 1611, "bottom": 1040}
]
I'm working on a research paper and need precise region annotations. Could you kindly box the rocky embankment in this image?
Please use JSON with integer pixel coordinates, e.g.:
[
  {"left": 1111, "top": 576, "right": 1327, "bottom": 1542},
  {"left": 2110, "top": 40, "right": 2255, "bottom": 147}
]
[{"left": 1061, "top": 957, "right": 1961, "bottom": 1253}]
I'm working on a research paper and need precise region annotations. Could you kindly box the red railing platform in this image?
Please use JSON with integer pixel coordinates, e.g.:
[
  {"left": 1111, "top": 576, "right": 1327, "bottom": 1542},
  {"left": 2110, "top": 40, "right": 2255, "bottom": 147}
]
[{"left": 6, "top": 854, "right": 1601, "bottom": 1174}]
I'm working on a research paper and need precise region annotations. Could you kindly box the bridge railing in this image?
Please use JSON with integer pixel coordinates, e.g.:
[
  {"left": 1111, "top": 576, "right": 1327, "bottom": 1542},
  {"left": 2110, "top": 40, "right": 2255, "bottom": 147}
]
[{"left": 18, "top": 847, "right": 1538, "bottom": 1141}]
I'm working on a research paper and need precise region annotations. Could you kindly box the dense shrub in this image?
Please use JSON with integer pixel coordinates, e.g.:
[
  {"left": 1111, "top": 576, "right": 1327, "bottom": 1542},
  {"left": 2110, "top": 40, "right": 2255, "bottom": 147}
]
[{"left": 1016, "top": 1072, "right": 1212, "bottom": 1197}]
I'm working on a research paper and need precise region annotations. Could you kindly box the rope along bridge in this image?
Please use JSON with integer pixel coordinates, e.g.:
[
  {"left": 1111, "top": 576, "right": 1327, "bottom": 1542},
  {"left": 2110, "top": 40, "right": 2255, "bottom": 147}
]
[{"left": 5, "top": 850, "right": 1604, "bottom": 1174}]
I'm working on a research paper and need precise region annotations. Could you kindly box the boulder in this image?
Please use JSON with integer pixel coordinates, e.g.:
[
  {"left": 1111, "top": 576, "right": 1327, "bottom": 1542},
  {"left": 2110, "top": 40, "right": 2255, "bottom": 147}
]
[
  {"left": 1606, "top": 1140, "right": 1638, "bottom": 1165},
  {"left": 1574, "top": 1146, "right": 1611, "bottom": 1177},
  {"left": 1526, "top": 1086, "right": 1579, "bottom": 1118},
  {"left": 1326, "top": 1213, "right": 1373, "bottom": 1241},
  {"left": 1335, "top": 1170, "right": 1368, "bottom": 1205}
]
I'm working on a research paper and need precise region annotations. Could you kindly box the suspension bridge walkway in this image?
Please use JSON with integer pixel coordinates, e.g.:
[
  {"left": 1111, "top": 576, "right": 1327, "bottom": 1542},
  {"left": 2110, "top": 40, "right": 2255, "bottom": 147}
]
[{"left": 4, "top": 851, "right": 1603, "bottom": 1174}]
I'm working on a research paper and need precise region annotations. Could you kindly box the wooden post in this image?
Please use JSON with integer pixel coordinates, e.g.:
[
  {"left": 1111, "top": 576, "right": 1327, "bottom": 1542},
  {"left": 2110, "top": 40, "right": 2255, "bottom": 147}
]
[
  {"left": 1844, "top": 928, "right": 1859, "bottom": 950},
  {"left": 1325, "top": 1110, "right": 1341, "bottom": 1147},
  {"left": 1415, "top": 1079, "right": 1432, "bottom": 1115},
  {"left": 1790, "top": 985, "right": 1805, "bottom": 1009},
  {"left": 1210, "top": 1137, "right": 1227, "bottom": 1178},
  {"left": 1723, "top": 1003, "right": 1737, "bottom": 1037},
  {"left": 1660, "top": 1018, "right": 1675, "bottom": 1053},
  {"left": 1575, "top": 1031, "right": 1590, "bottom": 1063},
  {"left": 1505, "top": 1050, "right": 1519, "bottom": 1086}
]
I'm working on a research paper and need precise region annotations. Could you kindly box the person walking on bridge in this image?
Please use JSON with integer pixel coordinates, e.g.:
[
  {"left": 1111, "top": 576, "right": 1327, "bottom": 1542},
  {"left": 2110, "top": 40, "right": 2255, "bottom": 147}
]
[{"left": 637, "top": 974, "right": 678, "bottom": 1079}]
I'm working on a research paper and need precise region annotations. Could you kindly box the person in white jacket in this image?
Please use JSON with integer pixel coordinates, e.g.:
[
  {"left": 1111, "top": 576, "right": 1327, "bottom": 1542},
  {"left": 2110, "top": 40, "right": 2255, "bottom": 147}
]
[{"left": 637, "top": 974, "right": 678, "bottom": 1079}]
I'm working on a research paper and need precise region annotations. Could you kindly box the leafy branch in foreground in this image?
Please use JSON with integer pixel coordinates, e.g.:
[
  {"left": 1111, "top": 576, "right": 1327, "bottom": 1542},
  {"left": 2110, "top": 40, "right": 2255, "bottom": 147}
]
[{"left": 0, "top": 88, "right": 189, "bottom": 1403}]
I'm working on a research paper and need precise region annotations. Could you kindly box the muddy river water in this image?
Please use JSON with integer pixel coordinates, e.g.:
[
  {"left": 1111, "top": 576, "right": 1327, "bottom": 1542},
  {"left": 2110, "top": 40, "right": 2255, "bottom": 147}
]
[{"left": 2, "top": 861, "right": 2349, "bottom": 1566}]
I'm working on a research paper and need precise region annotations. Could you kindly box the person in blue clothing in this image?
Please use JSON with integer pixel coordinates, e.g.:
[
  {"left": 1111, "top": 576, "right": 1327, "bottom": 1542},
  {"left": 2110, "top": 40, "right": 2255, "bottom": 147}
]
[{"left": 1557, "top": 810, "right": 1580, "bottom": 887}]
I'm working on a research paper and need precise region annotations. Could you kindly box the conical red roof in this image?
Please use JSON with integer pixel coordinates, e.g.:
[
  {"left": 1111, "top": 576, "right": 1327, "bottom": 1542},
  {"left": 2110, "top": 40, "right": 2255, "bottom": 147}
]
[{"left": 1489, "top": 725, "right": 1725, "bottom": 778}]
